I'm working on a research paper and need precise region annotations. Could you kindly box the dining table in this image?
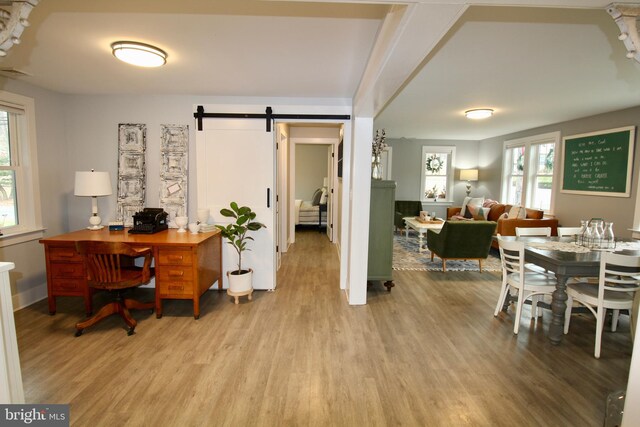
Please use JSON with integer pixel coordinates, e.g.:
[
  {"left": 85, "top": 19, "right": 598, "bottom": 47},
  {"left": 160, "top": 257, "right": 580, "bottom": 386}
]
[{"left": 498, "top": 236, "right": 640, "bottom": 345}]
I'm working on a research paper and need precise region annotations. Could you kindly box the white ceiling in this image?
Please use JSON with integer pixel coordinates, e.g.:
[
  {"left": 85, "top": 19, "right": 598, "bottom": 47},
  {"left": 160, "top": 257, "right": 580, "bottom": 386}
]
[
  {"left": 1, "top": 0, "right": 387, "bottom": 97},
  {"left": 375, "top": 6, "right": 640, "bottom": 140},
  {"left": 0, "top": 1, "right": 638, "bottom": 141}
]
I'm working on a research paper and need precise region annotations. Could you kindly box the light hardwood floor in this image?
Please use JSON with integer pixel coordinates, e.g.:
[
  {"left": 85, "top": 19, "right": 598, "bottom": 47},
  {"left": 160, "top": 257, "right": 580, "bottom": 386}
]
[{"left": 16, "top": 230, "right": 632, "bottom": 426}]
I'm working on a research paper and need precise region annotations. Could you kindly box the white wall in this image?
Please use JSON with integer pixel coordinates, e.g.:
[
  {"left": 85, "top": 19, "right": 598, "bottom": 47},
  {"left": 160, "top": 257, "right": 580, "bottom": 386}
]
[
  {"left": 0, "top": 78, "right": 68, "bottom": 308},
  {"left": 479, "top": 105, "right": 640, "bottom": 238},
  {"left": 295, "top": 145, "right": 329, "bottom": 200}
]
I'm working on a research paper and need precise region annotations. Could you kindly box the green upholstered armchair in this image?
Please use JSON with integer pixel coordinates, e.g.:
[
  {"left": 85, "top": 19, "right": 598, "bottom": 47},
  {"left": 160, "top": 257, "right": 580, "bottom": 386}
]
[
  {"left": 394, "top": 200, "right": 423, "bottom": 230},
  {"left": 426, "top": 221, "right": 497, "bottom": 272}
]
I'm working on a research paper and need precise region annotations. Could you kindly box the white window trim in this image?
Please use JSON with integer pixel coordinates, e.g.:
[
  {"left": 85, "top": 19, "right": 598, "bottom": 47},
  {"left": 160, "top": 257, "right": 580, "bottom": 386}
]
[
  {"left": 420, "top": 145, "right": 456, "bottom": 203},
  {"left": 0, "top": 91, "right": 43, "bottom": 247},
  {"left": 501, "top": 131, "right": 560, "bottom": 214}
]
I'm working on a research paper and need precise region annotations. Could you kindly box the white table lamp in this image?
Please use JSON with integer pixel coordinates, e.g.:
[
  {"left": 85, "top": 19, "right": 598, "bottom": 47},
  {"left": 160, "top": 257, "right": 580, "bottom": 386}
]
[
  {"left": 460, "top": 169, "right": 479, "bottom": 196},
  {"left": 74, "top": 170, "right": 112, "bottom": 230}
]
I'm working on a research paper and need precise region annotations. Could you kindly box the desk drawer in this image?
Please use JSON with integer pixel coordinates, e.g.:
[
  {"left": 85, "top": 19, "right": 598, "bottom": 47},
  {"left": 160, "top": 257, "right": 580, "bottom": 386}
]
[
  {"left": 51, "top": 263, "right": 84, "bottom": 279},
  {"left": 49, "top": 247, "right": 83, "bottom": 263},
  {"left": 52, "top": 278, "right": 84, "bottom": 293},
  {"left": 157, "top": 249, "right": 193, "bottom": 266},
  {"left": 157, "top": 280, "right": 194, "bottom": 297},
  {"left": 157, "top": 266, "right": 194, "bottom": 282}
]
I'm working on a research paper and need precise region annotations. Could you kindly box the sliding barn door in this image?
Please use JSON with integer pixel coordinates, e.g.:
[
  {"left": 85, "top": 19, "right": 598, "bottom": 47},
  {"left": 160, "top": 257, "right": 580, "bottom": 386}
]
[{"left": 196, "top": 118, "right": 276, "bottom": 290}]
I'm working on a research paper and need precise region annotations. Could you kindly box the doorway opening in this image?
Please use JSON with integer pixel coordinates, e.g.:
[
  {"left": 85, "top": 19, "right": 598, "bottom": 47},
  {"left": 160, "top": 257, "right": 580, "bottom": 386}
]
[{"left": 275, "top": 122, "right": 343, "bottom": 274}]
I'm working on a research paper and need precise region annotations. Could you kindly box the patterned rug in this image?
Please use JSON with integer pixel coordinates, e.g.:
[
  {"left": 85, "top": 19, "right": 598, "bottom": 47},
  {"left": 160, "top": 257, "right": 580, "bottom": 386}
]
[{"left": 393, "top": 232, "right": 502, "bottom": 272}]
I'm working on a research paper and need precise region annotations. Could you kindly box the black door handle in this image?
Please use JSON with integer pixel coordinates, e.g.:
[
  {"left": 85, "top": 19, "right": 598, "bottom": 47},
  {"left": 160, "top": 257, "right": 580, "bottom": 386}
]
[{"left": 267, "top": 188, "right": 270, "bottom": 208}]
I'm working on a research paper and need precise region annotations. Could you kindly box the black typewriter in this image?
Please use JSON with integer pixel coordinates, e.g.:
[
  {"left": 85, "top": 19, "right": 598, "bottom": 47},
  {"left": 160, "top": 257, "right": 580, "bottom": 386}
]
[{"left": 128, "top": 208, "right": 169, "bottom": 234}]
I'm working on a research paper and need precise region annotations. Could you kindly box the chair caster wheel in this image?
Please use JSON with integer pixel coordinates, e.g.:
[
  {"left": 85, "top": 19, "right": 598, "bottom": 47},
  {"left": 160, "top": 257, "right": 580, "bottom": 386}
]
[
  {"left": 127, "top": 327, "right": 135, "bottom": 336},
  {"left": 74, "top": 329, "right": 83, "bottom": 337}
]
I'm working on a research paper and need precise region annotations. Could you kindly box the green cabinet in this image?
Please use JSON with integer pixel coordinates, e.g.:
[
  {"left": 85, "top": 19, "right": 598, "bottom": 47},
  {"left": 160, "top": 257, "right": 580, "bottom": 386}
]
[{"left": 367, "top": 180, "right": 396, "bottom": 291}]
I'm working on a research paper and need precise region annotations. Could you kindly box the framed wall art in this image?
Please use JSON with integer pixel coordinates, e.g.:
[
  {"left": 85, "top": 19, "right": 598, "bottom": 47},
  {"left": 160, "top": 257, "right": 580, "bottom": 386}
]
[
  {"left": 159, "top": 124, "right": 188, "bottom": 226},
  {"left": 117, "top": 123, "right": 147, "bottom": 226},
  {"left": 561, "top": 126, "right": 636, "bottom": 197}
]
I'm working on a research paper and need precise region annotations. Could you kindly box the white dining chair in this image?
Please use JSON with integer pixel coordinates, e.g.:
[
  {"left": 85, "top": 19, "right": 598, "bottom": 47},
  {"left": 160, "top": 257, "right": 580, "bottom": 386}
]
[
  {"left": 515, "top": 227, "right": 552, "bottom": 237},
  {"left": 514, "top": 227, "right": 555, "bottom": 294},
  {"left": 557, "top": 227, "right": 582, "bottom": 238},
  {"left": 564, "top": 251, "right": 640, "bottom": 358},
  {"left": 494, "top": 237, "right": 557, "bottom": 334}
]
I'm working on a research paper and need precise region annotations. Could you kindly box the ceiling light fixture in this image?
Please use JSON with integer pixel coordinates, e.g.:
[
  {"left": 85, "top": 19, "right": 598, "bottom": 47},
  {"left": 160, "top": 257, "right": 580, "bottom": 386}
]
[
  {"left": 464, "top": 109, "right": 494, "bottom": 120},
  {"left": 111, "top": 41, "right": 167, "bottom": 67}
]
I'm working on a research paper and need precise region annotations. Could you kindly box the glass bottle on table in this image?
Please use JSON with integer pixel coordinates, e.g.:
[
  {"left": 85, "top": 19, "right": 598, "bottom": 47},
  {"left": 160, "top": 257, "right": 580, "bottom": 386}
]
[
  {"left": 603, "top": 222, "right": 615, "bottom": 250},
  {"left": 589, "top": 221, "right": 601, "bottom": 249},
  {"left": 577, "top": 220, "right": 587, "bottom": 245}
]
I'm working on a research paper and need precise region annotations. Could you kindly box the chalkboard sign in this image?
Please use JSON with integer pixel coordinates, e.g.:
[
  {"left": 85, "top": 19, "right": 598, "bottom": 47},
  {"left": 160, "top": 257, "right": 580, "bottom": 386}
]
[{"left": 561, "top": 126, "right": 635, "bottom": 197}]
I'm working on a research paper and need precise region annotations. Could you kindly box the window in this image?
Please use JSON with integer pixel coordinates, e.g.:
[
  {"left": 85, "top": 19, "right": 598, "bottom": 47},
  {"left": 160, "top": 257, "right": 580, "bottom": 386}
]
[
  {"left": 421, "top": 146, "right": 455, "bottom": 202},
  {"left": 502, "top": 132, "right": 559, "bottom": 213},
  {"left": 0, "top": 91, "right": 43, "bottom": 246}
]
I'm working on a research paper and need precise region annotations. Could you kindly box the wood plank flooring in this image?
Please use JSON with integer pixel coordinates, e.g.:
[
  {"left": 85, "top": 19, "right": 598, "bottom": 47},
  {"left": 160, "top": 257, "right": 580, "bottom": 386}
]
[{"left": 16, "top": 229, "right": 633, "bottom": 426}]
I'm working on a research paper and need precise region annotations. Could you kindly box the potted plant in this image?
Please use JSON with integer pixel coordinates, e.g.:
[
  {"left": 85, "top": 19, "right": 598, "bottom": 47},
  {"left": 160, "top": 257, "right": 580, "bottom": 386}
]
[{"left": 216, "top": 202, "right": 266, "bottom": 303}]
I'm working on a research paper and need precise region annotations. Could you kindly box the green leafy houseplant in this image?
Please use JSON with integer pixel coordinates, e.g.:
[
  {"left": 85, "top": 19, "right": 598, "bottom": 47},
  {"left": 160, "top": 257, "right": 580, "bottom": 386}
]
[{"left": 216, "top": 202, "right": 266, "bottom": 274}]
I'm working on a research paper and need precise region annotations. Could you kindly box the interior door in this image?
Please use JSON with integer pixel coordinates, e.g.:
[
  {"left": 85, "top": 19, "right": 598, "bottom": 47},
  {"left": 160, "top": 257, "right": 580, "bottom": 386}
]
[
  {"left": 326, "top": 145, "right": 334, "bottom": 241},
  {"left": 196, "top": 118, "right": 276, "bottom": 290}
]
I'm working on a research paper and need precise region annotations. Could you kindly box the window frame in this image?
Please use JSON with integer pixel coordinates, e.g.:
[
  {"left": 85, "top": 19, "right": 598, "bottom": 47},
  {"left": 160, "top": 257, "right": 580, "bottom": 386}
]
[
  {"left": 420, "top": 145, "right": 456, "bottom": 203},
  {"left": 0, "top": 91, "right": 44, "bottom": 247},
  {"left": 501, "top": 131, "right": 560, "bottom": 214}
]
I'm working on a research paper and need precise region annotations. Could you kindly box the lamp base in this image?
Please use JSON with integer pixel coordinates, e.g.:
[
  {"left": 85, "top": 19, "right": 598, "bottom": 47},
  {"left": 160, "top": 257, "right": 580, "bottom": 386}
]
[{"left": 88, "top": 214, "right": 102, "bottom": 230}]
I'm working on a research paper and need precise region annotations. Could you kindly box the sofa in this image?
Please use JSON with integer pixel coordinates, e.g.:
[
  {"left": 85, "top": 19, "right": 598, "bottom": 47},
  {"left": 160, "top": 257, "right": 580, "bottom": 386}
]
[
  {"left": 394, "top": 200, "right": 423, "bottom": 230},
  {"left": 447, "top": 200, "right": 558, "bottom": 248},
  {"left": 426, "top": 221, "right": 497, "bottom": 272}
]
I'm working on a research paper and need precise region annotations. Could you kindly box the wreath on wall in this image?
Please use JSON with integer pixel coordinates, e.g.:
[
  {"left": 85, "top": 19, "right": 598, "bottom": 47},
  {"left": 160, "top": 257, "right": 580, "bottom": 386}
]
[{"left": 425, "top": 154, "right": 444, "bottom": 174}]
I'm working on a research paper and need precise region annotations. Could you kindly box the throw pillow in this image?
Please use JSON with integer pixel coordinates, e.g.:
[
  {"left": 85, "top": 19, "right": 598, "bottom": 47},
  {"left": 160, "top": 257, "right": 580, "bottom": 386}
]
[
  {"left": 508, "top": 205, "right": 526, "bottom": 219},
  {"left": 461, "top": 196, "right": 484, "bottom": 217},
  {"left": 320, "top": 188, "right": 328, "bottom": 204},
  {"left": 463, "top": 206, "right": 474, "bottom": 219},
  {"left": 311, "top": 189, "right": 323, "bottom": 206},
  {"left": 468, "top": 205, "right": 489, "bottom": 220}
]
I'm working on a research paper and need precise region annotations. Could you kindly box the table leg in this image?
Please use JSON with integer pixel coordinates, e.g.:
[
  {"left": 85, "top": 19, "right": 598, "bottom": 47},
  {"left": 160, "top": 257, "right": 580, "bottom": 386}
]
[
  {"left": 418, "top": 232, "right": 425, "bottom": 253},
  {"left": 405, "top": 224, "right": 409, "bottom": 240},
  {"left": 549, "top": 274, "right": 569, "bottom": 345}
]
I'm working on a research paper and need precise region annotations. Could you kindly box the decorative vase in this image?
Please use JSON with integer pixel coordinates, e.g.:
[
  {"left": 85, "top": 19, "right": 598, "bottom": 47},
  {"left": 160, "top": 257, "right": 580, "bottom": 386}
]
[{"left": 371, "top": 155, "right": 383, "bottom": 180}]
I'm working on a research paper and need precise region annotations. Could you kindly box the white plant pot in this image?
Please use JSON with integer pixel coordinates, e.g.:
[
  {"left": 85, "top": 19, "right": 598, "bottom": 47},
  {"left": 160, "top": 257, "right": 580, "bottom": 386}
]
[{"left": 227, "top": 269, "right": 253, "bottom": 304}]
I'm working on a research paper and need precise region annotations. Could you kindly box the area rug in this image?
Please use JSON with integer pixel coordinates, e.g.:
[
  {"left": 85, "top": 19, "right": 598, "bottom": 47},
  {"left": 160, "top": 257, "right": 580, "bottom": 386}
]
[{"left": 392, "top": 233, "right": 502, "bottom": 272}]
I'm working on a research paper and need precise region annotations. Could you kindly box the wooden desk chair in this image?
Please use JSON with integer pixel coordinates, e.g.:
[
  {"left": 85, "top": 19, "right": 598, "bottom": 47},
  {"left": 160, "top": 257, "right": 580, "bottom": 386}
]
[{"left": 75, "top": 241, "right": 155, "bottom": 336}]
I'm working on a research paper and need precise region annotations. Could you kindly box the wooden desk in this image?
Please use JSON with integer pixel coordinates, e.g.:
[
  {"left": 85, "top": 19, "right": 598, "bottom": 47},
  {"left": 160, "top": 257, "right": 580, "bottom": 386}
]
[{"left": 39, "top": 228, "right": 222, "bottom": 319}]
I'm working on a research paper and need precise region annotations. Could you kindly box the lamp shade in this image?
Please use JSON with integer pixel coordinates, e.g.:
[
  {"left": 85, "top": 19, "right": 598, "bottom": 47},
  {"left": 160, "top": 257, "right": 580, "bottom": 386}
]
[
  {"left": 74, "top": 171, "right": 112, "bottom": 196},
  {"left": 460, "top": 169, "right": 479, "bottom": 181}
]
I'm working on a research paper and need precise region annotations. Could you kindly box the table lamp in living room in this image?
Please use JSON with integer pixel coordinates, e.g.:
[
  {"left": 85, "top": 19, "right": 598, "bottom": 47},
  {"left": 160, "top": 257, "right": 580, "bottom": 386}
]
[
  {"left": 74, "top": 169, "right": 112, "bottom": 230},
  {"left": 460, "top": 169, "right": 479, "bottom": 197}
]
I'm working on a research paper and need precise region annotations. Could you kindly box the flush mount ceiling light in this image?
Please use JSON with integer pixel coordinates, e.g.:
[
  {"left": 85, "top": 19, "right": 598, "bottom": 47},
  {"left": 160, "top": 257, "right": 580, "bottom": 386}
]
[
  {"left": 464, "top": 108, "right": 494, "bottom": 119},
  {"left": 111, "top": 41, "right": 167, "bottom": 67}
]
